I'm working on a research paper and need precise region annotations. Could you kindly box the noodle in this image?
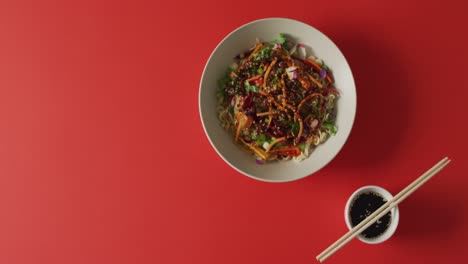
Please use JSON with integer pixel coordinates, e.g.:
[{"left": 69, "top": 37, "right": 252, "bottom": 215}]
[{"left": 217, "top": 34, "right": 339, "bottom": 162}]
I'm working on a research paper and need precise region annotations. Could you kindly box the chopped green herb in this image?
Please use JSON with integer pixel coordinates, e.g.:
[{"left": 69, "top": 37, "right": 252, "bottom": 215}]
[
  {"left": 218, "top": 67, "right": 238, "bottom": 89},
  {"left": 298, "top": 143, "right": 306, "bottom": 151},
  {"left": 257, "top": 68, "right": 264, "bottom": 74},
  {"left": 323, "top": 121, "right": 337, "bottom": 135},
  {"left": 271, "top": 33, "right": 286, "bottom": 45},
  {"left": 250, "top": 68, "right": 257, "bottom": 74},
  {"left": 217, "top": 84, "right": 226, "bottom": 97},
  {"left": 291, "top": 122, "right": 300, "bottom": 134},
  {"left": 228, "top": 106, "right": 234, "bottom": 116},
  {"left": 255, "top": 134, "right": 267, "bottom": 146},
  {"left": 218, "top": 76, "right": 229, "bottom": 89},
  {"left": 320, "top": 60, "right": 330, "bottom": 71},
  {"left": 272, "top": 75, "right": 279, "bottom": 85},
  {"left": 244, "top": 81, "right": 259, "bottom": 93},
  {"left": 253, "top": 47, "right": 272, "bottom": 61}
]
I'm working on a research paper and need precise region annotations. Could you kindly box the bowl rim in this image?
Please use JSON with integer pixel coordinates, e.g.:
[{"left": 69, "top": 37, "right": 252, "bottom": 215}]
[{"left": 198, "top": 17, "right": 357, "bottom": 182}]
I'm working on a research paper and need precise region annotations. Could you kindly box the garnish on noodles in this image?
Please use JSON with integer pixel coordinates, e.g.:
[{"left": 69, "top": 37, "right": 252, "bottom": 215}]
[{"left": 217, "top": 34, "right": 339, "bottom": 162}]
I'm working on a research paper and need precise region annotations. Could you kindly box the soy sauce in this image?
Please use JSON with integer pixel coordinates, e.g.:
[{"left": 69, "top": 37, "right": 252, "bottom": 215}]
[{"left": 349, "top": 192, "right": 392, "bottom": 239}]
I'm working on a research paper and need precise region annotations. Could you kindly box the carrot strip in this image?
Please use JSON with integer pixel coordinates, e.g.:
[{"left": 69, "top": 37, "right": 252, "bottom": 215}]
[
  {"left": 241, "top": 43, "right": 263, "bottom": 68},
  {"left": 235, "top": 121, "right": 242, "bottom": 143},
  {"left": 246, "top": 75, "right": 262, "bottom": 82},
  {"left": 238, "top": 144, "right": 254, "bottom": 155},
  {"left": 285, "top": 102, "right": 295, "bottom": 112},
  {"left": 266, "top": 94, "right": 286, "bottom": 111},
  {"left": 325, "top": 73, "right": 333, "bottom": 84},
  {"left": 258, "top": 90, "right": 291, "bottom": 119},
  {"left": 234, "top": 112, "right": 252, "bottom": 143},
  {"left": 260, "top": 94, "right": 292, "bottom": 119},
  {"left": 304, "top": 58, "right": 334, "bottom": 84},
  {"left": 306, "top": 72, "right": 323, "bottom": 88},
  {"left": 296, "top": 117, "right": 304, "bottom": 141},
  {"left": 263, "top": 57, "right": 278, "bottom": 89},
  {"left": 259, "top": 89, "right": 268, "bottom": 96},
  {"left": 296, "top": 93, "right": 323, "bottom": 119},
  {"left": 266, "top": 107, "right": 273, "bottom": 130},
  {"left": 281, "top": 77, "right": 287, "bottom": 107},
  {"left": 265, "top": 137, "right": 286, "bottom": 153},
  {"left": 305, "top": 58, "right": 322, "bottom": 71},
  {"left": 257, "top": 111, "right": 276, "bottom": 117},
  {"left": 240, "top": 138, "right": 269, "bottom": 160}
]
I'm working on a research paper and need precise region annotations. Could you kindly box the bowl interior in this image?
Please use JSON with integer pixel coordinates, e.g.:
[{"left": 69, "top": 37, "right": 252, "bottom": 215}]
[{"left": 199, "top": 18, "right": 356, "bottom": 182}]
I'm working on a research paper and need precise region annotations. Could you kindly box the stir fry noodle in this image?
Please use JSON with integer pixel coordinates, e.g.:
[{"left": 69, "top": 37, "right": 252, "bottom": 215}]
[{"left": 217, "top": 34, "right": 339, "bottom": 162}]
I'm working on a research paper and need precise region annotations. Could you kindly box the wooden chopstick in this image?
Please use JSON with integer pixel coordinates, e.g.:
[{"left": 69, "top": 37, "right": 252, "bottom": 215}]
[
  {"left": 316, "top": 157, "right": 448, "bottom": 261},
  {"left": 316, "top": 157, "right": 451, "bottom": 262}
]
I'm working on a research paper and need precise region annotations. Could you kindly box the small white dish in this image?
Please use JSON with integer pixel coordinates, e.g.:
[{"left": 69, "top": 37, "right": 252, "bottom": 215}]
[{"left": 344, "top": 185, "right": 399, "bottom": 244}]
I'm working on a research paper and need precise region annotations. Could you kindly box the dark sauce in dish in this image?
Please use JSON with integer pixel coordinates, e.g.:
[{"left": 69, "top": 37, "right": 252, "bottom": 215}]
[{"left": 349, "top": 192, "right": 392, "bottom": 239}]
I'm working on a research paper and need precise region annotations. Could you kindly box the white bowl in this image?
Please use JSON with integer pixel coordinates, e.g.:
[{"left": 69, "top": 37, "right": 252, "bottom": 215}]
[
  {"left": 199, "top": 18, "right": 356, "bottom": 182},
  {"left": 344, "top": 186, "right": 400, "bottom": 244}
]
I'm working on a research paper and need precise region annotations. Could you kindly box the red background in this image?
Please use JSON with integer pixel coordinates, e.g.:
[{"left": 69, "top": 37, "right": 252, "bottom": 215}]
[{"left": 1, "top": 0, "right": 467, "bottom": 263}]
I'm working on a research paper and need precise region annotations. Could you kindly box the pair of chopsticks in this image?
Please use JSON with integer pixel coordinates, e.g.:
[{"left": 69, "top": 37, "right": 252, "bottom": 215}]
[{"left": 316, "top": 157, "right": 451, "bottom": 262}]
